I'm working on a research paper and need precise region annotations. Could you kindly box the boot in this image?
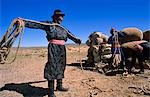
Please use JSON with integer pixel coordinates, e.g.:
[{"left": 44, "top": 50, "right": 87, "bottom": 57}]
[
  {"left": 56, "top": 79, "right": 68, "bottom": 91},
  {"left": 48, "top": 80, "right": 56, "bottom": 97}
]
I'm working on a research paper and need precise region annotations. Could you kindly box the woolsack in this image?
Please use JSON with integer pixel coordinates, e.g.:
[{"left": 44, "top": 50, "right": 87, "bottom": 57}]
[
  {"left": 121, "top": 40, "right": 147, "bottom": 50},
  {"left": 86, "top": 32, "right": 108, "bottom": 46},
  {"left": 94, "top": 32, "right": 108, "bottom": 42},
  {"left": 119, "top": 27, "right": 143, "bottom": 44},
  {"left": 143, "top": 30, "right": 150, "bottom": 42},
  {"left": 121, "top": 40, "right": 147, "bottom": 58}
]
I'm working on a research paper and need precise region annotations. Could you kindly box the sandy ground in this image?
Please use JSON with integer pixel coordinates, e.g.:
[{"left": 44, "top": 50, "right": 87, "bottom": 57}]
[{"left": 0, "top": 44, "right": 150, "bottom": 97}]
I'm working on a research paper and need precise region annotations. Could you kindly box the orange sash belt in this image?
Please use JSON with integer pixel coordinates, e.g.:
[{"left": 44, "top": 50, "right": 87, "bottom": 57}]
[{"left": 49, "top": 39, "right": 65, "bottom": 45}]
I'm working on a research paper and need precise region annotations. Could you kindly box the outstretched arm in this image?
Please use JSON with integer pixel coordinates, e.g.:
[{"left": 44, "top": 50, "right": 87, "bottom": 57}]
[
  {"left": 24, "top": 21, "right": 45, "bottom": 30},
  {"left": 67, "top": 30, "right": 81, "bottom": 44},
  {"left": 18, "top": 17, "right": 47, "bottom": 30}
]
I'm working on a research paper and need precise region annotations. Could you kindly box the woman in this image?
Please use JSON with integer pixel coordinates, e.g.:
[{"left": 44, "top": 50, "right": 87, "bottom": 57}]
[{"left": 20, "top": 9, "right": 81, "bottom": 97}]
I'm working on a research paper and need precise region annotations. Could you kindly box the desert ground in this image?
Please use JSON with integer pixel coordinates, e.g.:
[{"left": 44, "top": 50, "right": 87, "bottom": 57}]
[{"left": 0, "top": 44, "right": 150, "bottom": 97}]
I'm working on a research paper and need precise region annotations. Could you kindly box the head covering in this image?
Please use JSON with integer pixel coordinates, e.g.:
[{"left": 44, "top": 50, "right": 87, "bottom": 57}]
[
  {"left": 110, "top": 28, "right": 116, "bottom": 35},
  {"left": 52, "top": 9, "right": 65, "bottom": 18}
]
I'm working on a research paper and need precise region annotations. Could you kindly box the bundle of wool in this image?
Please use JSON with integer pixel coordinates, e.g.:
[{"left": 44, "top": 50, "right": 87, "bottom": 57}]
[
  {"left": 121, "top": 40, "right": 147, "bottom": 58},
  {"left": 86, "top": 32, "right": 109, "bottom": 46},
  {"left": 121, "top": 40, "right": 147, "bottom": 50},
  {"left": 143, "top": 30, "right": 150, "bottom": 42},
  {"left": 119, "top": 27, "right": 143, "bottom": 44}
]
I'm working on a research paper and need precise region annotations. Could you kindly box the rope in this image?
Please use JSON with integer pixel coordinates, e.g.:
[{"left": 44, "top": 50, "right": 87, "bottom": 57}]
[
  {"left": 0, "top": 19, "right": 25, "bottom": 64},
  {"left": 112, "top": 31, "right": 122, "bottom": 67},
  {"left": 0, "top": 18, "right": 19, "bottom": 48},
  {"left": 113, "top": 32, "right": 121, "bottom": 55},
  {"left": 79, "top": 44, "right": 83, "bottom": 71}
]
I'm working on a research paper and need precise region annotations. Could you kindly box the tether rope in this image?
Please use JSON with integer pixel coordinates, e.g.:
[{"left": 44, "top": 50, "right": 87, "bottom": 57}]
[
  {"left": 0, "top": 19, "right": 25, "bottom": 64},
  {"left": 112, "top": 31, "right": 122, "bottom": 67},
  {"left": 79, "top": 44, "right": 83, "bottom": 71}
]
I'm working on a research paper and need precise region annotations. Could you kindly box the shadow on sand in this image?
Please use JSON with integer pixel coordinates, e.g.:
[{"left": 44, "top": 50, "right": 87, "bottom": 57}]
[
  {"left": 67, "top": 62, "right": 95, "bottom": 70},
  {"left": 67, "top": 62, "right": 98, "bottom": 72},
  {"left": 67, "top": 62, "right": 127, "bottom": 76},
  {"left": 0, "top": 80, "right": 48, "bottom": 97},
  {"left": 67, "top": 62, "right": 83, "bottom": 67}
]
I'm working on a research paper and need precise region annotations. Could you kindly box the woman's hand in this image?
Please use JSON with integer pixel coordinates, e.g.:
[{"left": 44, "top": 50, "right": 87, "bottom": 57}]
[{"left": 76, "top": 39, "right": 82, "bottom": 44}]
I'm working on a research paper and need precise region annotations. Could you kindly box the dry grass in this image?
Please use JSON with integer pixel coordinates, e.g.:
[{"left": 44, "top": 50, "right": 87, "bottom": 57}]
[{"left": 0, "top": 44, "right": 150, "bottom": 97}]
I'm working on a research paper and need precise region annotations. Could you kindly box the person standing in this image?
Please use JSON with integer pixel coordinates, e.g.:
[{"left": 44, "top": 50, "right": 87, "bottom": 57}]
[
  {"left": 108, "top": 28, "right": 122, "bottom": 68},
  {"left": 19, "top": 9, "right": 81, "bottom": 97}
]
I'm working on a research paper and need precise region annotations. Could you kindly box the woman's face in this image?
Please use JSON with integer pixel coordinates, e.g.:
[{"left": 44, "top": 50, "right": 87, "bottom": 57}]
[{"left": 54, "top": 15, "right": 64, "bottom": 24}]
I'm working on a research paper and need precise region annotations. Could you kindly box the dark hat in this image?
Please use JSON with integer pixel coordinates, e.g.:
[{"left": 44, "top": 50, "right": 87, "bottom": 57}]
[
  {"left": 110, "top": 28, "right": 116, "bottom": 34},
  {"left": 52, "top": 9, "right": 65, "bottom": 17}
]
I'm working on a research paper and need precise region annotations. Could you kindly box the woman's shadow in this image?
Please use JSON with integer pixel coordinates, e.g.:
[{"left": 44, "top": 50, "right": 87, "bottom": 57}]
[{"left": 0, "top": 80, "right": 49, "bottom": 97}]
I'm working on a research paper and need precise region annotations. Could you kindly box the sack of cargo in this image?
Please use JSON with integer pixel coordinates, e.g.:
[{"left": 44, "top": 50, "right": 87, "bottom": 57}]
[
  {"left": 86, "top": 39, "right": 91, "bottom": 46},
  {"left": 87, "top": 45, "right": 100, "bottom": 63},
  {"left": 121, "top": 40, "right": 147, "bottom": 50},
  {"left": 119, "top": 27, "right": 143, "bottom": 44},
  {"left": 143, "top": 30, "right": 150, "bottom": 42},
  {"left": 86, "top": 32, "right": 109, "bottom": 46},
  {"left": 94, "top": 32, "right": 108, "bottom": 42}
]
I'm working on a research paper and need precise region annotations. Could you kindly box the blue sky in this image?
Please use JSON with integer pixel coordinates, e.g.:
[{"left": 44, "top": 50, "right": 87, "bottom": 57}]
[{"left": 0, "top": 0, "right": 149, "bottom": 47}]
